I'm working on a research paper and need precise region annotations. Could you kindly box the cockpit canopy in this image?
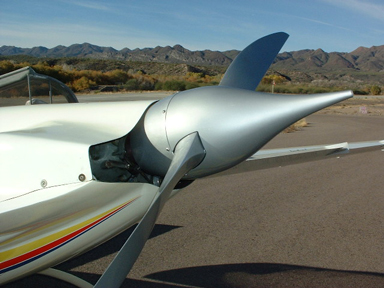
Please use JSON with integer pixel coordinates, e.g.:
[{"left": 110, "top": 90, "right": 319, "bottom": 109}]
[{"left": 0, "top": 66, "right": 78, "bottom": 105}]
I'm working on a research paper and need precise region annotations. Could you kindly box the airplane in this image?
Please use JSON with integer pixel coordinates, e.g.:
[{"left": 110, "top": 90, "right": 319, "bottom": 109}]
[{"left": 0, "top": 32, "right": 383, "bottom": 288}]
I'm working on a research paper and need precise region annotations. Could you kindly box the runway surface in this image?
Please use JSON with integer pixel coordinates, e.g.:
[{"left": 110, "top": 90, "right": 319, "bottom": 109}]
[{"left": 3, "top": 96, "right": 384, "bottom": 287}]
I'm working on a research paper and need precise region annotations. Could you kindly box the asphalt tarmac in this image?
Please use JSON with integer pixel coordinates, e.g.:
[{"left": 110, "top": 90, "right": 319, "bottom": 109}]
[{"left": 3, "top": 97, "right": 384, "bottom": 287}]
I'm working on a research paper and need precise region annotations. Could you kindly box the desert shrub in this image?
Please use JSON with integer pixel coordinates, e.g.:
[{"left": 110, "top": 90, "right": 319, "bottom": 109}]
[
  {"left": 256, "top": 84, "right": 271, "bottom": 93},
  {"left": 124, "top": 79, "right": 139, "bottom": 90},
  {"left": 105, "top": 70, "right": 129, "bottom": 85},
  {"left": 154, "top": 82, "right": 163, "bottom": 90},
  {"left": 162, "top": 80, "right": 186, "bottom": 91},
  {"left": 185, "top": 72, "right": 204, "bottom": 82},
  {"left": 70, "top": 76, "right": 96, "bottom": 92},
  {"left": 256, "top": 84, "right": 344, "bottom": 94},
  {"left": 135, "top": 74, "right": 156, "bottom": 90},
  {"left": 0, "top": 60, "right": 15, "bottom": 74},
  {"left": 284, "top": 118, "right": 308, "bottom": 133},
  {"left": 139, "top": 79, "right": 155, "bottom": 90},
  {"left": 353, "top": 89, "right": 368, "bottom": 95},
  {"left": 290, "top": 86, "right": 306, "bottom": 94},
  {"left": 370, "top": 85, "right": 382, "bottom": 95},
  {"left": 185, "top": 82, "right": 200, "bottom": 90}
]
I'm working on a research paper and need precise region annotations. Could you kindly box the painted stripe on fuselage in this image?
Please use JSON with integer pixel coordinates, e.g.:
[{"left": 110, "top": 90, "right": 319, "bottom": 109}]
[{"left": 0, "top": 197, "right": 140, "bottom": 274}]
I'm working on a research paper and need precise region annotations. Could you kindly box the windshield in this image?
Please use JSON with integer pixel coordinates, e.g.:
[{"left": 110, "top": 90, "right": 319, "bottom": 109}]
[{"left": 0, "top": 66, "right": 78, "bottom": 106}]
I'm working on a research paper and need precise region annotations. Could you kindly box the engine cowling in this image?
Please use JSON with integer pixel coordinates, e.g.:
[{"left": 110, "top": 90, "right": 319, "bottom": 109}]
[{"left": 129, "top": 86, "right": 353, "bottom": 180}]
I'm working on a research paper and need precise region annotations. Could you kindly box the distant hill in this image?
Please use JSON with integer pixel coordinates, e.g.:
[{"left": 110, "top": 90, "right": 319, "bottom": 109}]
[
  {"left": 273, "top": 47, "right": 384, "bottom": 72},
  {"left": 1, "top": 42, "right": 384, "bottom": 72},
  {"left": 1, "top": 43, "right": 383, "bottom": 85},
  {"left": 0, "top": 43, "right": 234, "bottom": 66}
]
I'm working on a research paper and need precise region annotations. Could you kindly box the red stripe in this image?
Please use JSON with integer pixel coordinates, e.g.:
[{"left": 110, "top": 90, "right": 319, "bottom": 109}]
[{"left": 0, "top": 199, "right": 135, "bottom": 270}]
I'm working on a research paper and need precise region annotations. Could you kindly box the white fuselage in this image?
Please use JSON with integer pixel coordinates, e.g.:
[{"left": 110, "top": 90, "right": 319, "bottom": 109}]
[{"left": 0, "top": 101, "right": 165, "bottom": 284}]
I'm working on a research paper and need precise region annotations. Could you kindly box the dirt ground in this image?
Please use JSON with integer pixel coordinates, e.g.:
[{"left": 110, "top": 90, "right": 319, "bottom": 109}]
[{"left": 317, "top": 97, "right": 384, "bottom": 116}]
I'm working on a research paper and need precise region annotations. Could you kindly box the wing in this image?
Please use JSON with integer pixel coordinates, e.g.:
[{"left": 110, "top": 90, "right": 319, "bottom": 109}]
[{"left": 211, "top": 140, "right": 384, "bottom": 177}]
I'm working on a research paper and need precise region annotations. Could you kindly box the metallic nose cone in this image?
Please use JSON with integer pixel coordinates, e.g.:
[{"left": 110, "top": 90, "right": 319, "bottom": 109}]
[{"left": 130, "top": 86, "right": 352, "bottom": 179}]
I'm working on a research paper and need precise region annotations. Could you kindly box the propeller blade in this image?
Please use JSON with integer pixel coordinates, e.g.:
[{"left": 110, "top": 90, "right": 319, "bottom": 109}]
[
  {"left": 94, "top": 132, "right": 205, "bottom": 288},
  {"left": 219, "top": 32, "right": 289, "bottom": 91}
]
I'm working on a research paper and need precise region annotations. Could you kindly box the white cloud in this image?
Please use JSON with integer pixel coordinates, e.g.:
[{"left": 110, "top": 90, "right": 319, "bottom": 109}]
[{"left": 296, "top": 16, "right": 354, "bottom": 32}]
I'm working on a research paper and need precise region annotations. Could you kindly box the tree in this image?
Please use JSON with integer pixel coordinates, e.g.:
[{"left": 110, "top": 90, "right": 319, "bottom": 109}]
[{"left": 261, "top": 74, "right": 286, "bottom": 85}]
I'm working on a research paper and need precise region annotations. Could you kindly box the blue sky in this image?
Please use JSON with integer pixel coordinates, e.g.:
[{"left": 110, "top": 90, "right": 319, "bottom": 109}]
[{"left": 1, "top": 0, "right": 383, "bottom": 53}]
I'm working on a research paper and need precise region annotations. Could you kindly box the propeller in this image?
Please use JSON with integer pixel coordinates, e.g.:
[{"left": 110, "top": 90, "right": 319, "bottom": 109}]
[
  {"left": 94, "top": 132, "right": 205, "bottom": 288},
  {"left": 95, "top": 32, "right": 353, "bottom": 287},
  {"left": 219, "top": 32, "right": 289, "bottom": 91}
]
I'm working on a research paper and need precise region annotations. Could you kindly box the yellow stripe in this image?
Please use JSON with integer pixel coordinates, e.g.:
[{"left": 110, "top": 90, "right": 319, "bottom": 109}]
[{"left": 0, "top": 199, "right": 136, "bottom": 262}]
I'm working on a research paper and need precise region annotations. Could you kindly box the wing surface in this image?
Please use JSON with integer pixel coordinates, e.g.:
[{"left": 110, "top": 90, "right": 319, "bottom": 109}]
[{"left": 210, "top": 140, "right": 384, "bottom": 177}]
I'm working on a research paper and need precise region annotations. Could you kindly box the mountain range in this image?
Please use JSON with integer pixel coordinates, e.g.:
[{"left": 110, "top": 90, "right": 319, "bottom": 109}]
[
  {"left": 1, "top": 42, "right": 384, "bottom": 73},
  {"left": 0, "top": 43, "right": 235, "bottom": 66},
  {"left": 1, "top": 43, "right": 384, "bottom": 86}
]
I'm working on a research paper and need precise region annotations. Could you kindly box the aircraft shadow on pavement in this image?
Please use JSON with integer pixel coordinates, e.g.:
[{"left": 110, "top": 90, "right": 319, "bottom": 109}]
[
  {"left": 25, "top": 262, "right": 384, "bottom": 288},
  {"left": 56, "top": 223, "right": 182, "bottom": 271},
  {"left": 6, "top": 262, "right": 384, "bottom": 288},
  {"left": 5, "top": 224, "right": 384, "bottom": 288},
  {"left": 140, "top": 263, "right": 384, "bottom": 288}
]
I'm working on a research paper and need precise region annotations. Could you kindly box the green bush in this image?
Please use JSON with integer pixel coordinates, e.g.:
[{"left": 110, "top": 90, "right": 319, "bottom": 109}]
[
  {"left": 139, "top": 79, "right": 155, "bottom": 90},
  {"left": 162, "top": 80, "right": 186, "bottom": 91},
  {"left": 124, "top": 79, "right": 139, "bottom": 90},
  {"left": 185, "top": 82, "right": 200, "bottom": 90},
  {"left": 154, "top": 82, "right": 163, "bottom": 90}
]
